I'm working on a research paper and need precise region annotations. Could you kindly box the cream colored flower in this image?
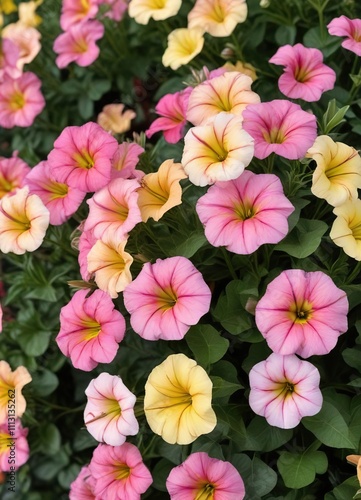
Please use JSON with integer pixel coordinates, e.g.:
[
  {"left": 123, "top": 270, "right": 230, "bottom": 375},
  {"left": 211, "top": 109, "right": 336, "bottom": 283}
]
[
  {"left": 0, "top": 361, "right": 32, "bottom": 425},
  {"left": 162, "top": 28, "right": 204, "bottom": 71},
  {"left": 144, "top": 354, "right": 217, "bottom": 444},
  {"left": 128, "top": 0, "right": 181, "bottom": 25},
  {"left": 18, "top": 1, "right": 43, "bottom": 27},
  {"left": 137, "top": 159, "right": 187, "bottom": 222},
  {"left": 188, "top": 0, "right": 247, "bottom": 37},
  {"left": 330, "top": 199, "right": 361, "bottom": 260},
  {"left": 97, "top": 104, "right": 136, "bottom": 135},
  {"left": 223, "top": 60, "right": 258, "bottom": 81},
  {"left": 2, "top": 23, "right": 41, "bottom": 72},
  {"left": 307, "top": 135, "right": 361, "bottom": 207}
]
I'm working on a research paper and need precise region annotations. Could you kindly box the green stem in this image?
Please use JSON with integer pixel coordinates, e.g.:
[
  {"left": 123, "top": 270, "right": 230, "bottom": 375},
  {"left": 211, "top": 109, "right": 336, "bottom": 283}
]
[
  {"left": 346, "top": 260, "right": 361, "bottom": 284},
  {"left": 221, "top": 247, "right": 238, "bottom": 280}
]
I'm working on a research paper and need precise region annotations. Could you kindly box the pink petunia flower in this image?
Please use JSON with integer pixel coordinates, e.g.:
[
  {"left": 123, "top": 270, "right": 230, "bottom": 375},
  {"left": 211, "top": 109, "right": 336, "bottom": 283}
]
[
  {"left": 2, "top": 23, "right": 41, "bottom": 73},
  {"left": 47, "top": 122, "right": 118, "bottom": 193},
  {"left": 78, "top": 228, "right": 98, "bottom": 281},
  {"left": 196, "top": 170, "right": 294, "bottom": 254},
  {"left": 146, "top": 87, "right": 192, "bottom": 144},
  {"left": 84, "top": 372, "right": 139, "bottom": 446},
  {"left": 24, "top": 161, "right": 86, "bottom": 225},
  {"left": 0, "top": 152, "right": 30, "bottom": 199},
  {"left": 84, "top": 178, "right": 142, "bottom": 242},
  {"left": 242, "top": 100, "right": 317, "bottom": 160},
  {"left": 249, "top": 353, "right": 323, "bottom": 429},
  {"left": 0, "top": 419, "right": 29, "bottom": 472},
  {"left": 111, "top": 142, "right": 144, "bottom": 180},
  {"left": 89, "top": 443, "right": 152, "bottom": 500},
  {"left": 166, "top": 452, "right": 245, "bottom": 499},
  {"left": 0, "top": 38, "right": 21, "bottom": 81},
  {"left": 69, "top": 465, "right": 96, "bottom": 500},
  {"left": 60, "top": 0, "right": 99, "bottom": 30},
  {"left": 53, "top": 20, "right": 104, "bottom": 69},
  {"left": 98, "top": 0, "right": 128, "bottom": 21},
  {"left": 327, "top": 16, "right": 361, "bottom": 56},
  {"left": 56, "top": 289, "right": 126, "bottom": 371},
  {"left": 123, "top": 256, "right": 211, "bottom": 341},
  {"left": 255, "top": 269, "right": 349, "bottom": 358},
  {"left": 0, "top": 72, "right": 45, "bottom": 129},
  {"left": 269, "top": 44, "right": 336, "bottom": 102}
]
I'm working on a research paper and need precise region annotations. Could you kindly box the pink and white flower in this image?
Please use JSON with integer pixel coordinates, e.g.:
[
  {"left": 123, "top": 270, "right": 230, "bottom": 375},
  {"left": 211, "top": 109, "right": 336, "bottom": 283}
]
[
  {"left": 0, "top": 152, "right": 30, "bottom": 199},
  {"left": 0, "top": 419, "right": 29, "bottom": 472}
]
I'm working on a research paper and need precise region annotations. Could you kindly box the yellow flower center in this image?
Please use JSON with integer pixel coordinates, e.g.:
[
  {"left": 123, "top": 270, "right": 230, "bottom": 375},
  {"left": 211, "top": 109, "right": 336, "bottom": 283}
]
[
  {"left": 0, "top": 431, "right": 12, "bottom": 453},
  {"left": 80, "top": 0, "right": 91, "bottom": 14},
  {"left": 157, "top": 286, "right": 178, "bottom": 310},
  {"left": 196, "top": 483, "right": 216, "bottom": 500},
  {"left": 288, "top": 299, "right": 313, "bottom": 324},
  {"left": 0, "top": 176, "right": 15, "bottom": 198},
  {"left": 73, "top": 150, "right": 95, "bottom": 170},
  {"left": 9, "top": 91, "right": 25, "bottom": 111},
  {"left": 81, "top": 318, "right": 101, "bottom": 341},
  {"left": 263, "top": 127, "right": 286, "bottom": 144},
  {"left": 176, "top": 32, "right": 201, "bottom": 57},
  {"left": 0, "top": 380, "right": 14, "bottom": 408},
  {"left": 352, "top": 28, "right": 361, "bottom": 42},
  {"left": 350, "top": 217, "right": 361, "bottom": 240},
  {"left": 209, "top": 0, "right": 225, "bottom": 23},
  {"left": 294, "top": 65, "right": 311, "bottom": 83},
  {"left": 234, "top": 201, "right": 255, "bottom": 220},
  {"left": 141, "top": 179, "right": 168, "bottom": 204},
  {"left": 115, "top": 463, "right": 131, "bottom": 480},
  {"left": 47, "top": 181, "right": 69, "bottom": 201}
]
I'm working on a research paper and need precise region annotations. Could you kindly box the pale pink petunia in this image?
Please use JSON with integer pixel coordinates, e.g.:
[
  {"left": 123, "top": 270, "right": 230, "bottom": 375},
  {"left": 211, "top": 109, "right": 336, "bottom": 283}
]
[
  {"left": 196, "top": 171, "right": 294, "bottom": 254},
  {"left": 84, "top": 178, "right": 142, "bottom": 242},
  {"left": 84, "top": 373, "right": 139, "bottom": 446},
  {"left": 327, "top": 16, "right": 361, "bottom": 56},
  {"left": 98, "top": 0, "right": 128, "bottom": 21},
  {"left": 242, "top": 100, "right": 317, "bottom": 160},
  {"left": 0, "top": 38, "right": 21, "bottom": 81},
  {"left": 255, "top": 269, "right": 349, "bottom": 358},
  {"left": 24, "top": 161, "right": 86, "bottom": 225},
  {"left": 2, "top": 23, "right": 41, "bottom": 72},
  {"left": 0, "top": 152, "right": 30, "bottom": 199},
  {"left": 0, "top": 72, "right": 45, "bottom": 129},
  {"left": 53, "top": 20, "right": 104, "bottom": 69},
  {"left": 78, "top": 228, "right": 98, "bottom": 281},
  {"left": 47, "top": 122, "right": 118, "bottom": 193},
  {"left": 146, "top": 87, "right": 192, "bottom": 144},
  {"left": 69, "top": 465, "right": 96, "bottom": 500},
  {"left": 0, "top": 187, "right": 49, "bottom": 255},
  {"left": 269, "top": 44, "right": 336, "bottom": 102},
  {"left": 166, "top": 452, "right": 245, "bottom": 499},
  {"left": 249, "top": 353, "right": 323, "bottom": 429},
  {"left": 56, "top": 289, "right": 126, "bottom": 371},
  {"left": 60, "top": 0, "right": 99, "bottom": 30},
  {"left": 123, "top": 256, "right": 211, "bottom": 341},
  {"left": 0, "top": 419, "right": 29, "bottom": 472},
  {"left": 89, "top": 443, "right": 152, "bottom": 500},
  {"left": 111, "top": 142, "right": 144, "bottom": 180}
]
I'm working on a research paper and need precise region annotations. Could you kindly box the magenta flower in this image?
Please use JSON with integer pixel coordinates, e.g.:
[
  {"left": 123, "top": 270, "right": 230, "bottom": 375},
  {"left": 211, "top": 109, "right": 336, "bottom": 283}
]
[
  {"left": 53, "top": 20, "right": 104, "bottom": 69},
  {"left": 84, "top": 373, "right": 139, "bottom": 446},
  {"left": 166, "top": 452, "right": 245, "bottom": 499},
  {"left": 84, "top": 178, "right": 142, "bottom": 242},
  {"left": 0, "top": 419, "right": 29, "bottom": 472},
  {"left": 89, "top": 443, "right": 152, "bottom": 500},
  {"left": 56, "top": 289, "right": 126, "bottom": 371},
  {"left": 255, "top": 269, "right": 349, "bottom": 358},
  {"left": 47, "top": 122, "right": 118, "bottom": 193},
  {"left": 196, "top": 170, "right": 294, "bottom": 254},
  {"left": 0, "top": 152, "right": 30, "bottom": 200},
  {"left": 146, "top": 87, "right": 192, "bottom": 144},
  {"left": 249, "top": 353, "right": 323, "bottom": 429},
  {"left": 0, "top": 72, "right": 45, "bottom": 129},
  {"left": 24, "top": 161, "right": 86, "bottom": 225},
  {"left": 269, "top": 44, "right": 336, "bottom": 102},
  {"left": 328, "top": 16, "right": 361, "bottom": 56},
  {"left": 123, "top": 256, "right": 212, "bottom": 341},
  {"left": 69, "top": 465, "right": 96, "bottom": 500},
  {"left": 242, "top": 100, "right": 317, "bottom": 160}
]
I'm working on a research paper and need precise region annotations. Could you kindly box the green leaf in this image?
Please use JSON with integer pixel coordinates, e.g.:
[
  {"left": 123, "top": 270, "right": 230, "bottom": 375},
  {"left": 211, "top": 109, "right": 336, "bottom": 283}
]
[
  {"left": 286, "top": 198, "right": 310, "bottom": 233},
  {"left": 275, "top": 218, "right": 328, "bottom": 258},
  {"left": 78, "top": 95, "right": 94, "bottom": 120},
  {"left": 33, "top": 449, "right": 69, "bottom": 481},
  {"left": 186, "top": 325, "right": 229, "bottom": 368},
  {"left": 214, "top": 404, "right": 247, "bottom": 448},
  {"left": 303, "top": 27, "right": 340, "bottom": 57},
  {"left": 275, "top": 25, "right": 296, "bottom": 46},
  {"left": 322, "top": 99, "right": 350, "bottom": 134},
  {"left": 302, "top": 401, "right": 357, "bottom": 449},
  {"left": 277, "top": 450, "right": 328, "bottom": 489},
  {"left": 30, "top": 369, "right": 58, "bottom": 397},
  {"left": 151, "top": 458, "right": 174, "bottom": 492},
  {"left": 73, "top": 430, "right": 98, "bottom": 452},
  {"left": 232, "top": 454, "right": 278, "bottom": 499},
  {"left": 329, "top": 476, "right": 360, "bottom": 500},
  {"left": 39, "top": 424, "right": 62, "bottom": 456},
  {"left": 167, "top": 231, "right": 207, "bottom": 258},
  {"left": 245, "top": 416, "right": 293, "bottom": 452},
  {"left": 343, "top": 347, "right": 361, "bottom": 373},
  {"left": 87, "top": 79, "right": 111, "bottom": 100},
  {"left": 211, "top": 376, "right": 243, "bottom": 399},
  {"left": 58, "top": 464, "right": 81, "bottom": 489}
]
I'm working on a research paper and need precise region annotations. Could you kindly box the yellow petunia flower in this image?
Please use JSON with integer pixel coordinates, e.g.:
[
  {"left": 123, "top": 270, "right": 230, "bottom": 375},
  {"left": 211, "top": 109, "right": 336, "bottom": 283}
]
[
  {"left": 330, "top": 198, "right": 361, "bottom": 261},
  {"left": 188, "top": 0, "right": 247, "bottom": 37},
  {"left": 162, "top": 28, "right": 204, "bottom": 71},
  {"left": 128, "top": 0, "right": 181, "bottom": 25},
  {"left": 18, "top": 1, "right": 43, "bottom": 27}
]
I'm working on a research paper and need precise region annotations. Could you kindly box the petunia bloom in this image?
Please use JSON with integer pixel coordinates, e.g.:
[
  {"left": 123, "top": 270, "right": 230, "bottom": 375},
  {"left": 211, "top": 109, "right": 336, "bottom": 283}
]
[
  {"left": 144, "top": 354, "right": 217, "bottom": 444},
  {"left": 0, "top": 419, "right": 29, "bottom": 472},
  {"left": 146, "top": 88, "right": 192, "bottom": 144},
  {"left": 330, "top": 199, "right": 361, "bottom": 261},
  {"left": 69, "top": 465, "right": 96, "bottom": 500},
  {"left": 327, "top": 16, "right": 361, "bottom": 56},
  {"left": 111, "top": 142, "right": 144, "bottom": 180},
  {"left": 0, "top": 361, "right": 32, "bottom": 425},
  {"left": 97, "top": 104, "right": 136, "bottom": 135},
  {"left": 255, "top": 269, "right": 349, "bottom": 358},
  {"left": 166, "top": 452, "right": 245, "bottom": 499},
  {"left": 2, "top": 23, "right": 41, "bottom": 72},
  {"left": 269, "top": 44, "right": 336, "bottom": 102},
  {"left": 0, "top": 152, "right": 30, "bottom": 199},
  {"left": 89, "top": 443, "right": 152, "bottom": 499},
  {"left": 182, "top": 112, "right": 254, "bottom": 186},
  {"left": 249, "top": 353, "right": 323, "bottom": 429},
  {"left": 123, "top": 256, "right": 211, "bottom": 341},
  {"left": 78, "top": 228, "right": 98, "bottom": 282},
  {"left": 0, "top": 38, "right": 21, "bottom": 81},
  {"left": 0, "top": 72, "right": 45, "bottom": 129},
  {"left": 98, "top": 0, "right": 128, "bottom": 22},
  {"left": 18, "top": 0, "right": 43, "bottom": 28},
  {"left": 223, "top": 60, "right": 258, "bottom": 81},
  {"left": 53, "top": 20, "right": 104, "bottom": 69},
  {"left": 187, "top": 71, "right": 260, "bottom": 126},
  {"left": 24, "top": 161, "right": 86, "bottom": 225},
  {"left": 56, "top": 289, "right": 126, "bottom": 371},
  {"left": 188, "top": 0, "right": 248, "bottom": 37},
  {"left": 306, "top": 135, "right": 361, "bottom": 207},
  {"left": 0, "top": 187, "right": 49, "bottom": 255},
  {"left": 47, "top": 122, "right": 118, "bottom": 193},
  {"left": 60, "top": 0, "right": 99, "bottom": 30},
  {"left": 137, "top": 159, "right": 187, "bottom": 222},
  {"left": 162, "top": 28, "right": 204, "bottom": 71},
  {"left": 242, "top": 100, "right": 317, "bottom": 160},
  {"left": 84, "top": 373, "right": 139, "bottom": 446},
  {"left": 196, "top": 170, "right": 294, "bottom": 254},
  {"left": 128, "top": 0, "right": 181, "bottom": 24}
]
